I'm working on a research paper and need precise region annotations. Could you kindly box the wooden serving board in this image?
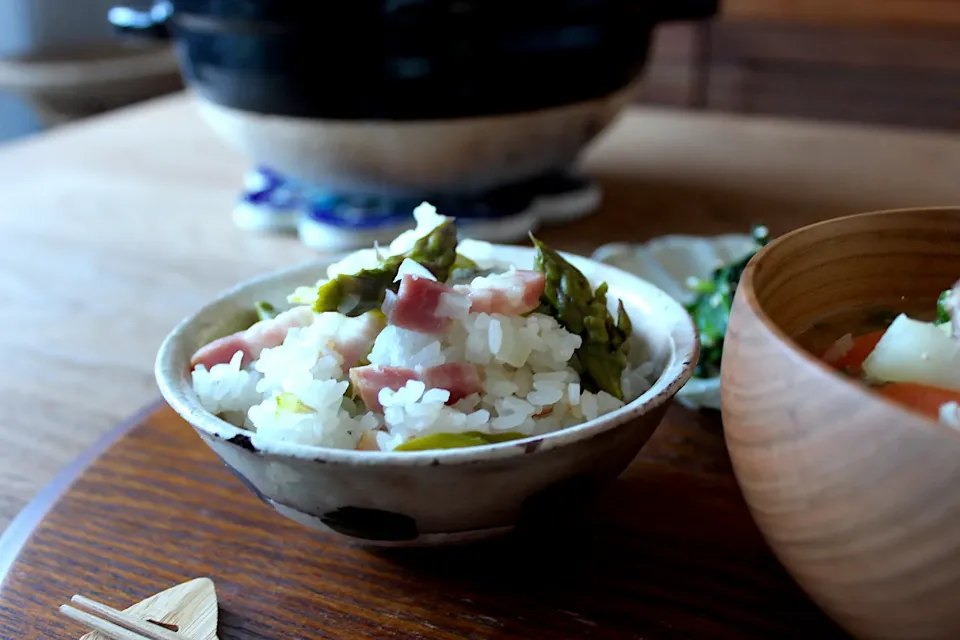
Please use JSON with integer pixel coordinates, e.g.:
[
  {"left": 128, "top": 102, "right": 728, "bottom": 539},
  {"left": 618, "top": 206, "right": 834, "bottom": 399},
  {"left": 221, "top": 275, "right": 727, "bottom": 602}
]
[{"left": 0, "top": 402, "right": 848, "bottom": 639}]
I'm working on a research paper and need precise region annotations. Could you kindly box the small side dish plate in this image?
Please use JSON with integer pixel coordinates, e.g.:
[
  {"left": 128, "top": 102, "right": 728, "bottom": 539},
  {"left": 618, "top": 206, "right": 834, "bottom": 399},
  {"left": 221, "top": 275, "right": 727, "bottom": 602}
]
[{"left": 592, "top": 234, "right": 755, "bottom": 410}]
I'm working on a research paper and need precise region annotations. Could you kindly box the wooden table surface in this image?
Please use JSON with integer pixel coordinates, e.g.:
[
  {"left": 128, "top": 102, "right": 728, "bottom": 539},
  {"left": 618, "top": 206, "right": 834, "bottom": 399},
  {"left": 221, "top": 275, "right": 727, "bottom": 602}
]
[
  {"left": 0, "top": 404, "right": 849, "bottom": 639},
  {"left": 3, "top": 91, "right": 960, "bottom": 535}
]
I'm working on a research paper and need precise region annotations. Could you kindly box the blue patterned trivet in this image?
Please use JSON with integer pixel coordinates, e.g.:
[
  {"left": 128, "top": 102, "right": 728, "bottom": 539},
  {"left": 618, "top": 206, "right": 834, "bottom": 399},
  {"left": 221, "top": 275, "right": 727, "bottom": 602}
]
[
  {"left": 232, "top": 167, "right": 304, "bottom": 232},
  {"left": 232, "top": 166, "right": 601, "bottom": 251}
]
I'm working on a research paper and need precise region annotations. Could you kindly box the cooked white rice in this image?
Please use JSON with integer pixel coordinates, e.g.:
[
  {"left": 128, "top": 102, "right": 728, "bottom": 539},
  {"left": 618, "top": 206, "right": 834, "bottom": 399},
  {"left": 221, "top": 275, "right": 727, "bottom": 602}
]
[
  {"left": 191, "top": 204, "right": 656, "bottom": 452},
  {"left": 192, "top": 303, "right": 655, "bottom": 451}
]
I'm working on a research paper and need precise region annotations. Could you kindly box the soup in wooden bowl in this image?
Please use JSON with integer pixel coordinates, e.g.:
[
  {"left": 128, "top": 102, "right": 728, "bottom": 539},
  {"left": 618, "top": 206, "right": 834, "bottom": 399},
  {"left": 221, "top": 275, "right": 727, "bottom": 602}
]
[{"left": 721, "top": 207, "right": 960, "bottom": 640}]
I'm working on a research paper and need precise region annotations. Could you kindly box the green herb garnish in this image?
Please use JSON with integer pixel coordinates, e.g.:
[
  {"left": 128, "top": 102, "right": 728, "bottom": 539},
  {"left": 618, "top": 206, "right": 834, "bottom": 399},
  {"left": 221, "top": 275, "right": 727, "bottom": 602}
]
[
  {"left": 531, "top": 235, "right": 632, "bottom": 400},
  {"left": 685, "top": 224, "right": 771, "bottom": 378},
  {"left": 254, "top": 300, "right": 277, "bottom": 322},
  {"left": 312, "top": 220, "right": 459, "bottom": 316},
  {"left": 394, "top": 431, "right": 526, "bottom": 451},
  {"left": 937, "top": 289, "right": 952, "bottom": 325},
  {"left": 275, "top": 392, "right": 313, "bottom": 416}
]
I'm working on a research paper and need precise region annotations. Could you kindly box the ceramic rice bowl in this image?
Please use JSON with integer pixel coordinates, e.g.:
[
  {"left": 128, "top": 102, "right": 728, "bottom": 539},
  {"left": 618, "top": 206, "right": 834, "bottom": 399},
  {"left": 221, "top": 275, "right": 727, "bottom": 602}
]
[{"left": 155, "top": 245, "right": 698, "bottom": 546}]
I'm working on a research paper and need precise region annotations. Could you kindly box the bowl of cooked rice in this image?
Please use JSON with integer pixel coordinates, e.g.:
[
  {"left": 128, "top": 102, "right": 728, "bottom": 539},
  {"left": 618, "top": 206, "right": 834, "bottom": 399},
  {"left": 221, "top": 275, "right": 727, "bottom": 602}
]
[{"left": 156, "top": 203, "right": 698, "bottom": 546}]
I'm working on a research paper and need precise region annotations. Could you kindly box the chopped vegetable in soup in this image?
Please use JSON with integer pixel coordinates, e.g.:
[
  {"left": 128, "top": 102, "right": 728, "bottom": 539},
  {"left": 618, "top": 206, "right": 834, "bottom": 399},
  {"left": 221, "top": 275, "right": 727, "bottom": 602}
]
[{"left": 814, "top": 283, "right": 960, "bottom": 427}]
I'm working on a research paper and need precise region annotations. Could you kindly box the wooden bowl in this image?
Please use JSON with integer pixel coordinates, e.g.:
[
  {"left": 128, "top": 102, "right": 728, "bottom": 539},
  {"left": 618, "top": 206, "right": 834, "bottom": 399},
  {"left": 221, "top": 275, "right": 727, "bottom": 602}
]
[{"left": 721, "top": 207, "right": 960, "bottom": 640}]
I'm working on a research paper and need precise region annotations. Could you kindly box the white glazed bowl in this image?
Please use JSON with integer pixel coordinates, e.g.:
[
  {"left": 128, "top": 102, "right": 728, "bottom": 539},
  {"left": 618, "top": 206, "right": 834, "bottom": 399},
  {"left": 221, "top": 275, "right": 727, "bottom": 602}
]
[
  {"left": 593, "top": 234, "right": 755, "bottom": 410},
  {"left": 194, "top": 85, "right": 636, "bottom": 195},
  {"left": 155, "top": 245, "right": 699, "bottom": 546}
]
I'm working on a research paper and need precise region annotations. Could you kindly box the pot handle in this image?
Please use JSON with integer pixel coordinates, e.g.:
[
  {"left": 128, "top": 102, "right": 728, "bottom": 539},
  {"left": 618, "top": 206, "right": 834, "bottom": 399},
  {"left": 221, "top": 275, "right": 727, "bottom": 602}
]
[
  {"left": 651, "top": 0, "right": 720, "bottom": 22},
  {"left": 108, "top": 0, "right": 173, "bottom": 39}
]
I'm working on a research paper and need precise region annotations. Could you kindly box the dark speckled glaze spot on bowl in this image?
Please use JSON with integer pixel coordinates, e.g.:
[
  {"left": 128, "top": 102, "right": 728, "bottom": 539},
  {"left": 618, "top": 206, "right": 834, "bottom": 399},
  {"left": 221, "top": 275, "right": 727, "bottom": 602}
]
[
  {"left": 522, "top": 438, "right": 544, "bottom": 454},
  {"left": 321, "top": 506, "right": 420, "bottom": 542},
  {"left": 225, "top": 432, "right": 256, "bottom": 452}
]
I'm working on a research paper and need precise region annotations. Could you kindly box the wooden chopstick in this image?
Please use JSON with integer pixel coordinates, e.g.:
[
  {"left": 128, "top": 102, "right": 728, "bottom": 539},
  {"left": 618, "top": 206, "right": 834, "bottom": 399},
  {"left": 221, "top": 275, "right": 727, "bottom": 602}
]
[
  {"left": 60, "top": 594, "right": 186, "bottom": 640},
  {"left": 60, "top": 604, "right": 154, "bottom": 640}
]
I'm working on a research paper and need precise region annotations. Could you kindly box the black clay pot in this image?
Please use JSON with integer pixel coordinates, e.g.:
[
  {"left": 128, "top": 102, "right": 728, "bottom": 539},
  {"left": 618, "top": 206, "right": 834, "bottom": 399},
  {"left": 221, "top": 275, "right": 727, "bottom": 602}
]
[{"left": 111, "top": 0, "right": 718, "bottom": 195}]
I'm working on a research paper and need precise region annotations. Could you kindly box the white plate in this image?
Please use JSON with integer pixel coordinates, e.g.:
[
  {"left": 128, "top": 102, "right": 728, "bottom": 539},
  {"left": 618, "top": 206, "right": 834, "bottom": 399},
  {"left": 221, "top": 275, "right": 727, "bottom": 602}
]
[{"left": 592, "top": 233, "right": 756, "bottom": 410}]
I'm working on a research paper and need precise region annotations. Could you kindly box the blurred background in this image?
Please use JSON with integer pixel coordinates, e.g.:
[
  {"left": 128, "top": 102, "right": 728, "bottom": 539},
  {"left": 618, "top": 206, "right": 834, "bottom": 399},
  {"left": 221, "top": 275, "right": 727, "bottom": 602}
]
[
  {"left": 643, "top": 1, "right": 960, "bottom": 130},
  {"left": 1, "top": 0, "right": 957, "bottom": 146},
  {"left": 0, "top": 0, "right": 181, "bottom": 142}
]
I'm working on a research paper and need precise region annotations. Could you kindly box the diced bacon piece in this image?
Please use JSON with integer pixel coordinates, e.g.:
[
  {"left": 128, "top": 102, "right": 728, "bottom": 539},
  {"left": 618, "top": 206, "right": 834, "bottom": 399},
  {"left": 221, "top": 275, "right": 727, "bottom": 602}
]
[
  {"left": 245, "top": 306, "right": 315, "bottom": 353},
  {"left": 419, "top": 363, "right": 483, "bottom": 404},
  {"left": 387, "top": 275, "right": 457, "bottom": 335},
  {"left": 190, "top": 333, "right": 251, "bottom": 370},
  {"left": 454, "top": 270, "right": 545, "bottom": 316},
  {"left": 350, "top": 365, "right": 418, "bottom": 412},
  {"left": 190, "top": 306, "right": 314, "bottom": 369},
  {"left": 349, "top": 363, "right": 483, "bottom": 412}
]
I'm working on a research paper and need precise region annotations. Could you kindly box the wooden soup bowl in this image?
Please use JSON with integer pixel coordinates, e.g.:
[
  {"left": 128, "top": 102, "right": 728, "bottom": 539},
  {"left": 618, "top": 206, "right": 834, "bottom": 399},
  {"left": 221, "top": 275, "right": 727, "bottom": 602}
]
[{"left": 721, "top": 207, "right": 960, "bottom": 640}]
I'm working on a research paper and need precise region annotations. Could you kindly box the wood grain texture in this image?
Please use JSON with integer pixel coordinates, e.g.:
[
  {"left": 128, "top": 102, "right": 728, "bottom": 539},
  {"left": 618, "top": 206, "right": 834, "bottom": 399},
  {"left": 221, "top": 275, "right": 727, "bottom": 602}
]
[
  {"left": 78, "top": 577, "right": 219, "bottom": 640},
  {"left": 710, "top": 21, "right": 960, "bottom": 73},
  {"left": 706, "top": 20, "right": 960, "bottom": 131},
  {"left": 642, "top": 20, "right": 960, "bottom": 130},
  {"left": 721, "top": 208, "right": 960, "bottom": 640},
  {"left": 0, "top": 403, "right": 849, "bottom": 639},
  {"left": 4, "top": 92, "right": 960, "bottom": 535},
  {"left": 706, "top": 60, "right": 960, "bottom": 131},
  {"left": 723, "top": 0, "right": 960, "bottom": 28}
]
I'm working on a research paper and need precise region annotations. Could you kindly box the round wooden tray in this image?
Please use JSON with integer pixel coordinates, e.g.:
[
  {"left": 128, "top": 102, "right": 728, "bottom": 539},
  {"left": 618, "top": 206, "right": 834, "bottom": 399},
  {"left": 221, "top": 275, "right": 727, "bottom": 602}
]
[{"left": 0, "top": 402, "right": 847, "bottom": 638}]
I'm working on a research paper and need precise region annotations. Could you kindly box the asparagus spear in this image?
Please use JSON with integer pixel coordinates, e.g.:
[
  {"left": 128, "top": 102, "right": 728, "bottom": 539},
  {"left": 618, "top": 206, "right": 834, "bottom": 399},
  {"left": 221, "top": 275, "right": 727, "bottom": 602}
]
[
  {"left": 531, "top": 235, "right": 632, "bottom": 400},
  {"left": 312, "top": 220, "right": 459, "bottom": 316},
  {"left": 409, "top": 219, "right": 459, "bottom": 281},
  {"left": 448, "top": 253, "right": 498, "bottom": 284},
  {"left": 394, "top": 431, "right": 526, "bottom": 451}
]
